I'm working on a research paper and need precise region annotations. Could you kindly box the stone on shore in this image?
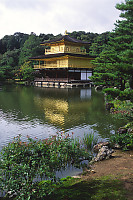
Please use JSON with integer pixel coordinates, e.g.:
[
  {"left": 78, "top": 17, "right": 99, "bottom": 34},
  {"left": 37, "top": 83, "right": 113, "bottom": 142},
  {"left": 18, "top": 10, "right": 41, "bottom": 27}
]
[
  {"left": 93, "top": 142, "right": 110, "bottom": 153},
  {"left": 92, "top": 146, "right": 114, "bottom": 162}
]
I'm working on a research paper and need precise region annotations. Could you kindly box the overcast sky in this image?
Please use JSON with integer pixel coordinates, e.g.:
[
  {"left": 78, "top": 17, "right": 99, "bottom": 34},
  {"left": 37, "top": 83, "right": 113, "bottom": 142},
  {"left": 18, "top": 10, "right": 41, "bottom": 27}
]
[{"left": 0, "top": 0, "right": 123, "bottom": 39}]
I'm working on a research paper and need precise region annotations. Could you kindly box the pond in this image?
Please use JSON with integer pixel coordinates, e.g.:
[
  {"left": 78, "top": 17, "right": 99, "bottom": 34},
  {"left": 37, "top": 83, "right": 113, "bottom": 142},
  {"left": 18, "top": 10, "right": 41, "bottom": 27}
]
[{"left": 0, "top": 84, "right": 125, "bottom": 177}]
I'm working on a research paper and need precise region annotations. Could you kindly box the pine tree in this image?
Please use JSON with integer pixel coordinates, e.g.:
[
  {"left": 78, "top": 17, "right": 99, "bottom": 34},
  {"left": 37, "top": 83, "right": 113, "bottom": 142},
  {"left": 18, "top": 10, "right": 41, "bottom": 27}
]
[{"left": 91, "top": 0, "right": 133, "bottom": 90}]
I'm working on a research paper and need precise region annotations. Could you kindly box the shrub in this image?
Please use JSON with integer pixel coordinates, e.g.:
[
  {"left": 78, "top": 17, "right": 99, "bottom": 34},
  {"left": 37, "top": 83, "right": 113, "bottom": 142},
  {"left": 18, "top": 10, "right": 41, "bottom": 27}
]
[
  {"left": 110, "top": 133, "right": 133, "bottom": 150},
  {"left": 0, "top": 134, "right": 91, "bottom": 200},
  {"left": 110, "top": 100, "right": 133, "bottom": 121},
  {"left": 119, "top": 89, "right": 133, "bottom": 101},
  {"left": 103, "top": 88, "right": 121, "bottom": 98}
]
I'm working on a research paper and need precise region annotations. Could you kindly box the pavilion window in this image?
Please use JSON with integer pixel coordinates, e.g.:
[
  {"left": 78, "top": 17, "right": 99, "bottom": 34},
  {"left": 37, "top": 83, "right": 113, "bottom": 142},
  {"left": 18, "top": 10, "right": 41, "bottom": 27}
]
[
  {"left": 76, "top": 48, "right": 79, "bottom": 52},
  {"left": 66, "top": 47, "right": 69, "bottom": 51}
]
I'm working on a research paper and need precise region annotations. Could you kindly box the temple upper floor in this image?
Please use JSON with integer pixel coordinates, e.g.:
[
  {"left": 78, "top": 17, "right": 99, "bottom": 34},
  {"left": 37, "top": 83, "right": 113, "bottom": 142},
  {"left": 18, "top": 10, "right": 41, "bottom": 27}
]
[
  {"left": 41, "top": 33, "right": 89, "bottom": 55},
  {"left": 45, "top": 44, "right": 86, "bottom": 55}
]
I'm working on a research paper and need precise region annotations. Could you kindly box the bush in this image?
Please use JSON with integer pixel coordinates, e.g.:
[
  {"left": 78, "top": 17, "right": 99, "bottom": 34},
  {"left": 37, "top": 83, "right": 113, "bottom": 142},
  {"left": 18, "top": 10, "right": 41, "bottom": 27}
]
[
  {"left": 110, "top": 100, "right": 133, "bottom": 121},
  {"left": 110, "top": 133, "right": 133, "bottom": 150},
  {"left": 0, "top": 134, "right": 91, "bottom": 200},
  {"left": 103, "top": 88, "right": 121, "bottom": 98},
  {"left": 119, "top": 89, "right": 133, "bottom": 101}
]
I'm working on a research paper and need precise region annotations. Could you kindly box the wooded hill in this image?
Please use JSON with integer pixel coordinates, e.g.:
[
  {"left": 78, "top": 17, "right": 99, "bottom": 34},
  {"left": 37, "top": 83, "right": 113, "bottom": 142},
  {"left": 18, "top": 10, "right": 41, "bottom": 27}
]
[{"left": 0, "top": 31, "right": 110, "bottom": 81}]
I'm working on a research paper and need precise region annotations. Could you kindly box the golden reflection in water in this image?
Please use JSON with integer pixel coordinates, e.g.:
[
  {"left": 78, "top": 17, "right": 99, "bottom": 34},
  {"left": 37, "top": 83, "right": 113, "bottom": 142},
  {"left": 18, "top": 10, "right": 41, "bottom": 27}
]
[
  {"left": 43, "top": 98, "right": 68, "bottom": 114},
  {"left": 34, "top": 91, "right": 91, "bottom": 129},
  {"left": 34, "top": 97, "right": 69, "bottom": 126},
  {"left": 45, "top": 109, "right": 65, "bottom": 125}
]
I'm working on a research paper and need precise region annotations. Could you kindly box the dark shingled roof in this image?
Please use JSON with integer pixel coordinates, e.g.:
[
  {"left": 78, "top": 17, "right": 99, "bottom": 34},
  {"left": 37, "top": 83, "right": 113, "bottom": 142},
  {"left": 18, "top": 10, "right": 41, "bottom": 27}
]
[
  {"left": 41, "top": 35, "right": 90, "bottom": 45},
  {"left": 29, "top": 53, "right": 95, "bottom": 60}
]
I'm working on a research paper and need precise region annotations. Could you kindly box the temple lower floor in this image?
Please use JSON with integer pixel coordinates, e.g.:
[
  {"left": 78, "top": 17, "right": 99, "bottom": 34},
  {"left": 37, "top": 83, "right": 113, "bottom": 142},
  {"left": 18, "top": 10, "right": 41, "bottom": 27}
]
[
  {"left": 32, "top": 68, "right": 93, "bottom": 88},
  {"left": 34, "top": 68, "right": 92, "bottom": 83}
]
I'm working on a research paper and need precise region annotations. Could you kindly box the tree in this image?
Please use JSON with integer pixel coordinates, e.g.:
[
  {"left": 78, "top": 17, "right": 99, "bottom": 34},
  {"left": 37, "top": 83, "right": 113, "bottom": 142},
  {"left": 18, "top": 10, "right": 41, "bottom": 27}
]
[
  {"left": 20, "top": 61, "right": 34, "bottom": 81},
  {"left": 0, "top": 49, "right": 20, "bottom": 67},
  {"left": 89, "top": 32, "right": 110, "bottom": 56},
  {"left": 91, "top": 0, "right": 133, "bottom": 90},
  {"left": 0, "top": 49, "right": 20, "bottom": 80},
  {"left": 19, "top": 34, "right": 44, "bottom": 66},
  {"left": 13, "top": 32, "right": 29, "bottom": 48},
  {"left": 0, "top": 65, "right": 15, "bottom": 80}
]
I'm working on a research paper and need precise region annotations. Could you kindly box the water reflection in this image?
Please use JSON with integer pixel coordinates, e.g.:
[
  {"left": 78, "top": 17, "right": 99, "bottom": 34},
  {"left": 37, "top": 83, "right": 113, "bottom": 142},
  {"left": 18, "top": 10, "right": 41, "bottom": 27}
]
[
  {"left": 0, "top": 85, "right": 125, "bottom": 148},
  {"left": 34, "top": 88, "right": 92, "bottom": 130}
]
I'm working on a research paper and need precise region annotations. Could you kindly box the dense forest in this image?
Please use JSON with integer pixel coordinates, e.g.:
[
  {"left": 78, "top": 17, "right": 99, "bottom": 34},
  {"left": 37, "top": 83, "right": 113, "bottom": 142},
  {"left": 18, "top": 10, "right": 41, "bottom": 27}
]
[{"left": 0, "top": 0, "right": 132, "bottom": 95}]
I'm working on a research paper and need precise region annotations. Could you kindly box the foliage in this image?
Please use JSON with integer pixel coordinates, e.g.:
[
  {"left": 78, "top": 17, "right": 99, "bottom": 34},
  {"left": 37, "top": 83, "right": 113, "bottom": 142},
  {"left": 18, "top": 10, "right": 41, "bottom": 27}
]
[
  {"left": 110, "top": 99, "right": 133, "bottom": 121},
  {"left": 110, "top": 133, "right": 133, "bottom": 150},
  {"left": 0, "top": 134, "right": 90, "bottom": 199},
  {"left": 89, "top": 32, "right": 110, "bottom": 56},
  {"left": 0, "top": 50, "right": 20, "bottom": 68},
  {"left": 18, "top": 34, "right": 44, "bottom": 66},
  {"left": 104, "top": 87, "right": 133, "bottom": 101},
  {"left": 108, "top": 98, "right": 133, "bottom": 151},
  {"left": 19, "top": 61, "right": 34, "bottom": 81},
  {"left": 119, "top": 89, "right": 133, "bottom": 101},
  {"left": 103, "top": 88, "right": 121, "bottom": 98},
  {"left": 0, "top": 65, "right": 15, "bottom": 81},
  {"left": 91, "top": 0, "right": 133, "bottom": 91},
  {"left": 82, "top": 133, "right": 98, "bottom": 151},
  {"left": 0, "top": 175, "right": 127, "bottom": 200}
]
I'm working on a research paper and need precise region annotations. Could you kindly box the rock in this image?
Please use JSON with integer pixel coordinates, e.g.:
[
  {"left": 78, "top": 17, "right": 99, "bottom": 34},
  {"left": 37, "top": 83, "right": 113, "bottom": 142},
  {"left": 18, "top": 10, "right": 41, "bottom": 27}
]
[
  {"left": 95, "top": 85, "right": 103, "bottom": 91},
  {"left": 82, "top": 169, "right": 96, "bottom": 175},
  {"left": 128, "top": 128, "right": 133, "bottom": 134},
  {"left": 93, "top": 146, "right": 114, "bottom": 162},
  {"left": 105, "top": 103, "right": 114, "bottom": 111},
  {"left": 93, "top": 142, "right": 110, "bottom": 153},
  {"left": 72, "top": 176, "right": 81, "bottom": 178},
  {"left": 118, "top": 127, "right": 128, "bottom": 134},
  {"left": 114, "top": 143, "right": 121, "bottom": 149}
]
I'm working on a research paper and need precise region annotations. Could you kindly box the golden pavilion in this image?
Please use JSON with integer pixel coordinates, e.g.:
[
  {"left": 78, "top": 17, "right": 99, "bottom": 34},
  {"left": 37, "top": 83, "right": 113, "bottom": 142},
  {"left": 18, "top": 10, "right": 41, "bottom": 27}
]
[{"left": 30, "top": 31, "right": 95, "bottom": 88}]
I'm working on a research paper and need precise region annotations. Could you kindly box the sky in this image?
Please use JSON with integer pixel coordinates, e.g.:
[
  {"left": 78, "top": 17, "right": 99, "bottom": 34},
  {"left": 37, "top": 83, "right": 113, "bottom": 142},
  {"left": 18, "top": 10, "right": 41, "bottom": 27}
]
[{"left": 0, "top": 0, "right": 123, "bottom": 39}]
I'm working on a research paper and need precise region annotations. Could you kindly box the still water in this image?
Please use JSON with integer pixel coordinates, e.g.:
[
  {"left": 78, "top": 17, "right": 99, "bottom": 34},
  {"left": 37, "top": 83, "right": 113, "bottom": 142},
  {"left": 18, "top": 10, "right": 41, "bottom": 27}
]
[
  {"left": 0, "top": 84, "right": 125, "bottom": 180},
  {"left": 0, "top": 84, "right": 124, "bottom": 150}
]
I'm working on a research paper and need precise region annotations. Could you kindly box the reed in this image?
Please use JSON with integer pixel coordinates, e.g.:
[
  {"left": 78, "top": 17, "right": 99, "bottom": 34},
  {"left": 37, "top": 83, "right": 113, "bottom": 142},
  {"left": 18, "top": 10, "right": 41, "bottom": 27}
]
[{"left": 82, "top": 133, "right": 98, "bottom": 151}]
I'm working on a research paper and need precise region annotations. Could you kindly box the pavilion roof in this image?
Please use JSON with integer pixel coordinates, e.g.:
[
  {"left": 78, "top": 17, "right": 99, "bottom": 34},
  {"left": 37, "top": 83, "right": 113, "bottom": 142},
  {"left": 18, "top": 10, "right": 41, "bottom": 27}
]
[
  {"left": 29, "top": 53, "right": 95, "bottom": 60},
  {"left": 40, "top": 35, "right": 90, "bottom": 46}
]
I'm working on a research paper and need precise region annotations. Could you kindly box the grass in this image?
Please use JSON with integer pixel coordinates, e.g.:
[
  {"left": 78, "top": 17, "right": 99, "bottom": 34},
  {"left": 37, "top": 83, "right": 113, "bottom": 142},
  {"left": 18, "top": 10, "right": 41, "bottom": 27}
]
[
  {"left": 0, "top": 176, "right": 128, "bottom": 200},
  {"left": 44, "top": 176, "right": 127, "bottom": 200},
  {"left": 82, "top": 133, "right": 98, "bottom": 151}
]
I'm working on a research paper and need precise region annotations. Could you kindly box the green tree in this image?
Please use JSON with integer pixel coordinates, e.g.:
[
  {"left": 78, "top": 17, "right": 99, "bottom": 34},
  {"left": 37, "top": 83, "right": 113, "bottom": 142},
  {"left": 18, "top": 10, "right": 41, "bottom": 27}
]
[
  {"left": 0, "top": 66, "right": 6, "bottom": 80},
  {"left": 19, "top": 33, "right": 44, "bottom": 66},
  {"left": 0, "top": 65, "right": 15, "bottom": 80},
  {"left": 0, "top": 49, "right": 20, "bottom": 80},
  {"left": 0, "top": 49, "right": 20, "bottom": 67},
  {"left": 91, "top": 0, "right": 133, "bottom": 90},
  {"left": 19, "top": 61, "right": 34, "bottom": 81},
  {"left": 13, "top": 32, "right": 29, "bottom": 48},
  {"left": 89, "top": 32, "right": 110, "bottom": 56}
]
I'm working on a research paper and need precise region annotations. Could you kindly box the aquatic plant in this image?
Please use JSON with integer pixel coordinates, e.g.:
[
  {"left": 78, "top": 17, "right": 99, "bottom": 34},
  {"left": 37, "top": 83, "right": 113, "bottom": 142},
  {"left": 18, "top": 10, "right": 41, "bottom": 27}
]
[
  {"left": 0, "top": 133, "right": 90, "bottom": 200},
  {"left": 82, "top": 133, "right": 98, "bottom": 151}
]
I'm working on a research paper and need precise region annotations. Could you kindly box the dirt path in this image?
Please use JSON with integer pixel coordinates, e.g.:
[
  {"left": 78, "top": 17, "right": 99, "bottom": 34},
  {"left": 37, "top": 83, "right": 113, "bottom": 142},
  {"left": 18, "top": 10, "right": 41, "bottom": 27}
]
[{"left": 82, "top": 150, "right": 133, "bottom": 200}]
